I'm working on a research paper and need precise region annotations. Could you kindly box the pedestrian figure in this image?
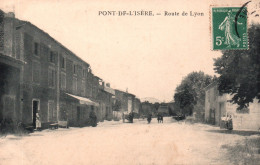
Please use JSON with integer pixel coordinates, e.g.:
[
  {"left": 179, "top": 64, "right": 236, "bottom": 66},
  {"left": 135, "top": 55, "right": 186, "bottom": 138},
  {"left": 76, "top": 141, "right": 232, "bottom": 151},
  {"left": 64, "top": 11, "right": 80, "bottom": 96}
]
[
  {"left": 128, "top": 112, "right": 134, "bottom": 123},
  {"left": 157, "top": 114, "right": 163, "bottom": 123},
  {"left": 227, "top": 115, "right": 233, "bottom": 130},
  {"left": 122, "top": 113, "right": 125, "bottom": 123},
  {"left": 147, "top": 114, "right": 152, "bottom": 124},
  {"left": 89, "top": 109, "right": 97, "bottom": 127},
  {"left": 36, "top": 113, "right": 41, "bottom": 131}
]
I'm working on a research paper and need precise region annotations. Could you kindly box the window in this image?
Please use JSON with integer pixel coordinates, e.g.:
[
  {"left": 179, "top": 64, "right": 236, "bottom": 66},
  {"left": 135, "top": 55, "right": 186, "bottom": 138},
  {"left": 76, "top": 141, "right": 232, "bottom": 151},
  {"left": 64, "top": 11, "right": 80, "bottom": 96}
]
[
  {"left": 81, "top": 80, "right": 85, "bottom": 96},
  {"left": 77, "top": 106, "right": 80, "bottom": 121},
  {"left": 73, "top": 64, "right": 77, "bottom": 74},
  {"left": 48, "top": 101, "right": 56, "bottom": 122},
  {"left": 32, "top": 61, "right": 40, "bottom": 84},
  {"left": 83, "top": 69, "right": 87, "bottom": 78},
  {"left": 77, "top": 79, "right": 82, "bottom": 95},
  {"left": 34, "top": 42, "right": 39, "bottom": 56},
  {"left": 61, "top": 56, "right": 65, "bottom": 69},
  {"left": 0, "top": 11, "right": 4, "bottom": 51},
  {"left": 61, "top": 73, "right": 66, "bottom": 90},
  {"left": 78, "top": 66, "right": 83, "bottom": 77},
  {"left": 49, "top": 51, "right": 55, "bottom": 63},
  {"left": 48, "top": 68, "right": 56, "bottom": 88},
  {"left": 73, "top": 77, "right": 77, "bottom": 93}
]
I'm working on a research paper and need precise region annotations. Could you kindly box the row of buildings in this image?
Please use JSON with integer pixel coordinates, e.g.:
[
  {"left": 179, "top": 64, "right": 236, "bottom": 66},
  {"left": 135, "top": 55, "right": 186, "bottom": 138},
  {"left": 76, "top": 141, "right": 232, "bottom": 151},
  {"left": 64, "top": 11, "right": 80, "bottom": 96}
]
[{"left": 0, "top": 10, "right": 140, "bottom": 129}]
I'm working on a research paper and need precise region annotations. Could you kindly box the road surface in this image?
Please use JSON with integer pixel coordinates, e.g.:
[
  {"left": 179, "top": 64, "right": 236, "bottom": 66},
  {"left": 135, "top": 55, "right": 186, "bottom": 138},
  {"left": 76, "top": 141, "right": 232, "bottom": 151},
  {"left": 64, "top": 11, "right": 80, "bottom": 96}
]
[{"left": 0, "top": 117, "right": 259, "bottom": 165}]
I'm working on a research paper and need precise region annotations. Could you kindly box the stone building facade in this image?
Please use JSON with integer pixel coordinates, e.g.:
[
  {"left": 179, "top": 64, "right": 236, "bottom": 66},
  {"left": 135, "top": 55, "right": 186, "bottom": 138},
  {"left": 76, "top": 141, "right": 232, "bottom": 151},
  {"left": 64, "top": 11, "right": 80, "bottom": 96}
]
[
  {"left": 113, "top": 89, "right": 136, "bottom": 120},
  {"left": 205, "top": 82, "right": 260, "bottom": 130},
  {"left": 0, "top": 10, "right": 114, "bottom": 129}
]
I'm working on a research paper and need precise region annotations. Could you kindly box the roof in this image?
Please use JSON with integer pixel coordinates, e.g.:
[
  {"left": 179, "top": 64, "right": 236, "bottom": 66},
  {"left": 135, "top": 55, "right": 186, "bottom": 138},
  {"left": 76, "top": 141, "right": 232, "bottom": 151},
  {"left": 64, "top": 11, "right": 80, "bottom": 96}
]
[
  {"left": 115, "top": 89, "right": 135, "bottom": 97},
  {"left": 15, "top": 19, "right": 90, "bottom": 67},
  {"left": 104, "top": 87, "right": 115, "bottom": 95},
  {"left": 93, "top": 75, "right": 102, "bottom": 80},
  {"left": 204, "top": 81, "right": 218, "bottom": 91},
  {"left": 66, "top": 93, "right": 99, "bottom": 106}
]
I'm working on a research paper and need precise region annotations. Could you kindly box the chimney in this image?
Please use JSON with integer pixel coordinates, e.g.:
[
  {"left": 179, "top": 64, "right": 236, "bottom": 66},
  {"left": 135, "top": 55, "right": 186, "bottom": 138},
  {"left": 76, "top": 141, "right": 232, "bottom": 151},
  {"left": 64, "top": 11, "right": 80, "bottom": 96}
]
[
  {"left": 0, "top": 10, "right": 4, "bottom": 52},
  {"left": 126, "top": 88, "right": 128, "bottom": 93},
  {"left": 5, "top": 12, "right": 15, "bottom": 18},
  {"left": 2, "top": 11, "right": 16, "bottom": 57}
]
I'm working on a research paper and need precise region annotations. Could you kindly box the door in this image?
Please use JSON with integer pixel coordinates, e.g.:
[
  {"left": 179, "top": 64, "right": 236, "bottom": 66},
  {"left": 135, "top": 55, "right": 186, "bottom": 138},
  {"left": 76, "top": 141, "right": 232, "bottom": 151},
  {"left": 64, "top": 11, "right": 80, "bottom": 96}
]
[
  {"left": 210, "top": 108, "right": 215, "bottom": 125},
  {"left": 77, "top": 106, "right": 80, "bottom": 126},
  {"left": 2, "top": 95, "right": 15, "bottom": 120},
  {"left": 128, "top": 99, "right": 132, "bottom": 113},
  {"left": 32, "top": 100, "right": 39, "bottom": 129},
  {"left": 77, "top": 106, "right": 80, "bottom": 121},
  {"left": 219, "top": 102, "right": 225, "bottom": 125}
]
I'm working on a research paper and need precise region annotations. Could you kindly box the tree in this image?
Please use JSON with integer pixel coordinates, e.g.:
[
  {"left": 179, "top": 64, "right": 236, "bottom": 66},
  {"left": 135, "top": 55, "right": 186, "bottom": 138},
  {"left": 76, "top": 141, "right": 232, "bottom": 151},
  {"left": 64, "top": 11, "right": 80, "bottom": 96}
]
[
  {"left": 173, "top": 71, "right": 214, "bottom": 117},
  {"left": 214, "top": 24, "right": 260, "bottom": 110}
]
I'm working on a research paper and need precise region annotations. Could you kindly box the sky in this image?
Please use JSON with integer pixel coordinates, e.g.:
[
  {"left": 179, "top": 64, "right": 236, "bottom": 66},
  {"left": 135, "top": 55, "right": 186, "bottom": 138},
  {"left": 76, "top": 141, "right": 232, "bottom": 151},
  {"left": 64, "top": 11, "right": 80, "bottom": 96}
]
[{"left": 1, "top": 0, "right": 259, "bottom": 102}]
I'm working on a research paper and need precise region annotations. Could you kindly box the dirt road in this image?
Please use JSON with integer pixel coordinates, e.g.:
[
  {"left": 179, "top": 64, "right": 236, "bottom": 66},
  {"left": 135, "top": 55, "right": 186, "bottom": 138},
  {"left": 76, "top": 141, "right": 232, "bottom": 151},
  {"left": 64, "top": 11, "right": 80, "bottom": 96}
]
[{"left": 0, "top": 117, "right": 259, "bottom": 165}]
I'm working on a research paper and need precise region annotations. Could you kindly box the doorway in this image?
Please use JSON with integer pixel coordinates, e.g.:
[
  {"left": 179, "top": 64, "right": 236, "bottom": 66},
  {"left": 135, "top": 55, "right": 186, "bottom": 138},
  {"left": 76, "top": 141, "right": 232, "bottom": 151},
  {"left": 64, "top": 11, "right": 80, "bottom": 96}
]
[
  {"left": 32, "top": 100, "right": 40, "bottom": 129},
  {"left": 77, "top": 106, "right": 80, "bottom": 121},
  {"left": 219, "top": 102, "right": 225, "bottom": 124},
  {"left": 2, "top": 95, "right": 15, "bottom": 120}
]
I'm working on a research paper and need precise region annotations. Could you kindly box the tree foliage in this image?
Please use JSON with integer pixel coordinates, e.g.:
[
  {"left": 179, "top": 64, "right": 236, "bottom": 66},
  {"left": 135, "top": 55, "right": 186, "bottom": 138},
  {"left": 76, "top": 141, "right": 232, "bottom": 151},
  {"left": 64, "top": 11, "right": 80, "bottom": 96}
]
[
  {"left": 173, "top": 71, "right": 214, "bottom": 116},
  {"left": 214, "top": 24, "right": 260, "bottom": 109}
]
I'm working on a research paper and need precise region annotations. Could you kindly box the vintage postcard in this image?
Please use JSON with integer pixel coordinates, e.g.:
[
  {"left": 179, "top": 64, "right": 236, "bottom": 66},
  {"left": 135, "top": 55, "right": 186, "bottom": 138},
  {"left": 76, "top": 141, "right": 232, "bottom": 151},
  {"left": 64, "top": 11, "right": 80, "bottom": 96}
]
[{"left": 0, "top": 0, "right": 260, "bottom": 165}]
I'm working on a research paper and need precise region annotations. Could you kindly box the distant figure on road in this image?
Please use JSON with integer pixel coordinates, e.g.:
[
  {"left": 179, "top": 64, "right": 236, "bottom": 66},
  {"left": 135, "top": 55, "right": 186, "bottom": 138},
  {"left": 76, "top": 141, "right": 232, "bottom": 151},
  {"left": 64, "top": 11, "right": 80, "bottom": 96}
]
[
  {"left": 147, "top": 114, "right": 152, "bottom": 124},
  {"left": 157, "top": 114, "right": 163, "bottom": 123},
  {"left": 227, "top": 115, "right": 233, "bottom": 130},
  {"left": 89, "top": 109, "right": 97, "bottom": 127},
  {"left": 128, "top": 112, "right": 134, "bottom": 123}
]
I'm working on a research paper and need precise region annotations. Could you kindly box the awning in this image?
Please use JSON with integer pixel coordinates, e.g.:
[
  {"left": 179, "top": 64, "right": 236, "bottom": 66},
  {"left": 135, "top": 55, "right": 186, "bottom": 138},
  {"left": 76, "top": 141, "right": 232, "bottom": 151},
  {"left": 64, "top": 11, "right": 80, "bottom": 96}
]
[{"left": 66, "top": 93, "right": 99, "bottom": 106}]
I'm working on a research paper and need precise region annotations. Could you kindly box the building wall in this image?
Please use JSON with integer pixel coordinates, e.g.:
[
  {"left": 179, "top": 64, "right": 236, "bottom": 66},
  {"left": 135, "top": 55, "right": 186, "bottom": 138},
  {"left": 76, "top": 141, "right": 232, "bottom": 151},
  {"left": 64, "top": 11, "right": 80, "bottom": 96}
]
[
  {"left": 140, "top": 102, "right": 154, "bottom": 116},
  {"left": 128, "top": 96, "right": 135, "bottom": 113},
  {"left": 15, "top": 20, "right": 93, "bottom": 127},
  {"left": 0, "top": 62, "right": 21, "bottom": 123},
  {"left": 0, "top": 11, "right": 140, "bottom": 128},
  {"left": 113, "top": 90, "right": 135, "bottom": 120},
  {"left": 0, "top": 10, "right": 4, "bottom": 52},
  {"left": 0, "top": 11, "right": 23, "bottom": 127},
  {"left": 158, "top": 105, "right": 169, "bottom": 116},
  {"left": 133, "top": 98, "right": 140, "bottom": 114},
  {"left": 224, "top": 95, "right": 260, "bottom": 130},
  {"left": 3, "top": 13, "right": 16, "bottom": 58},
  {"left": 115, "top": 90, "right": 128, "bottom": 113},
  {"left": 205, "top": 84, "right": 260, "bottom": 130},
  {"left": 205, "top": 85, "right": 219, "bottom": 124},
  {"left": 19, "top": 26, "right": 59, "bottom": 127}
]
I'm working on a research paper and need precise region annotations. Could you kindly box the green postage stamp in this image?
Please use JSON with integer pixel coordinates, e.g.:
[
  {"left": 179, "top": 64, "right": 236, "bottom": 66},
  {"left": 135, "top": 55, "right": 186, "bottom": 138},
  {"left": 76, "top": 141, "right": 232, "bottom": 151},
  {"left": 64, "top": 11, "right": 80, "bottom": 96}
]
[{"left": 211, "top": 7, "right": 248, "bottom": 50}]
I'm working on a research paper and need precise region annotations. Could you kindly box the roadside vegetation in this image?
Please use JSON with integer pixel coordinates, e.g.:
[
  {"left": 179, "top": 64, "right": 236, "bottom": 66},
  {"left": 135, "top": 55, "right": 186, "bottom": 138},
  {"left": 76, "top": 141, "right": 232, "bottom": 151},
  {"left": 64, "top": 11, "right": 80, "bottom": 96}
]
[{"left": 222, "top": 136, "right": 260, "bottom": 164}]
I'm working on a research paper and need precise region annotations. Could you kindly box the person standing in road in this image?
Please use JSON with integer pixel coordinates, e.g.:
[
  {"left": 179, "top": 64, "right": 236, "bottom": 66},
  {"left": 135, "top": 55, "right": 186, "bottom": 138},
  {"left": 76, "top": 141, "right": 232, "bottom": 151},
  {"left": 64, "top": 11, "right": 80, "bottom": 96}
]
[
  {"left": 36, "top": 113, "right": 41, "bottom": 131},
  {"left": 89, "top": 108, "right": 97, "bottom": 127},
  {"left": 147, "top": 114, "right": 152, "bottom": 124}
]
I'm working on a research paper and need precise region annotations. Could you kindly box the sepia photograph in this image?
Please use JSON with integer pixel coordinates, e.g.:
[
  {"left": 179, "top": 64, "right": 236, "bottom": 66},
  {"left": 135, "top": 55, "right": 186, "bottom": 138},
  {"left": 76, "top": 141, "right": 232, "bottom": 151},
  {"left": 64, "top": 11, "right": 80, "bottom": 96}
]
[{"left": 0, "top": 0, "right": 260, "bottom": 164}]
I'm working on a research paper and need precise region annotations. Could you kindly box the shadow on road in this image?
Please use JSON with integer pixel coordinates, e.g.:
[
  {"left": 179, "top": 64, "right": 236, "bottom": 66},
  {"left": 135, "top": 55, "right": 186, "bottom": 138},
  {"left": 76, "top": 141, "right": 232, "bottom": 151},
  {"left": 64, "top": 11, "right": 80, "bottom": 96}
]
[{"left": 207, "top": 129, "right": 260, "bottom": 136}]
